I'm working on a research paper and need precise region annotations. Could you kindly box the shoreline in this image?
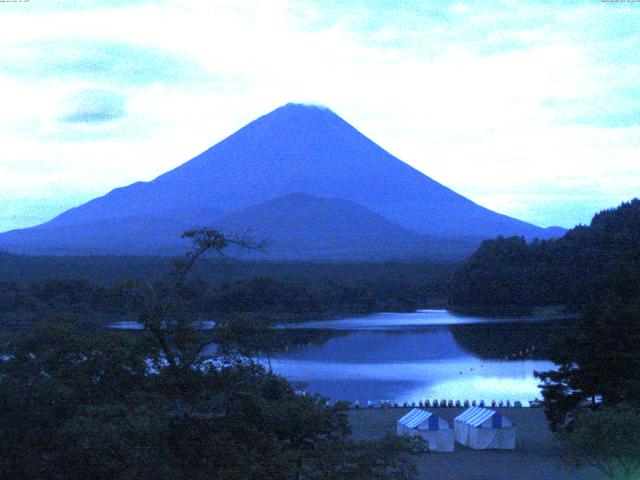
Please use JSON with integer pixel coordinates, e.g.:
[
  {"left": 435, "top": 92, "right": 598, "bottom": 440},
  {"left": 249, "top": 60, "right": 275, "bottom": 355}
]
[{"left": 349, "top": 407, "right": 599, "bottom": 480}]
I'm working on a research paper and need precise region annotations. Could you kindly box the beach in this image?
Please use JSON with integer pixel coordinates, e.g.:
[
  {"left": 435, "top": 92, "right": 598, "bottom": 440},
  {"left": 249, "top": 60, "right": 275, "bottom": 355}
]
[{"left": 349, "top": 407, "right": 600, "bottom": 480}]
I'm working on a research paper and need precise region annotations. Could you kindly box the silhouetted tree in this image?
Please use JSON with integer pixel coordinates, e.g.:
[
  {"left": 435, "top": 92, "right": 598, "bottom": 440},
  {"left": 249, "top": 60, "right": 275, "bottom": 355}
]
[
  {"left": 536, "top": 302, "right": 640, "bottom": 429},
  {"left": 0, "top": 228, "right": 424, "bottom": 479}
]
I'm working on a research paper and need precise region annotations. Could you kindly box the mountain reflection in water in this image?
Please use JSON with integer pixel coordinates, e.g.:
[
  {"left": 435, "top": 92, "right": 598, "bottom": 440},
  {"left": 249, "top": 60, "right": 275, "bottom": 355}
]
[{"left": 269, "top": 310, "right": 565, "bottom": 404}]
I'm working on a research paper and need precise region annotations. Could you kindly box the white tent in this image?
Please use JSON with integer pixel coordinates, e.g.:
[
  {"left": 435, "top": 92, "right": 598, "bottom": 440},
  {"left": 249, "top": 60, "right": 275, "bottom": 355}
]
[
  {"left": 454, "top": 407, "right": 516, "bottom": 450},
  {"left": 396, "top": 408, "right": 454, "bottom": 452}
]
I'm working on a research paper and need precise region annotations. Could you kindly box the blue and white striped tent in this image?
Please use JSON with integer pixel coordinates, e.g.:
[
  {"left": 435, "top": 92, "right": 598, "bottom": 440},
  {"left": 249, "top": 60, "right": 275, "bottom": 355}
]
[
  {"left": 397, "top": 409, "right": 454, "bottom": 452},
  {"left": 454, "top": 407, "right": 515, "bottom": 450}
]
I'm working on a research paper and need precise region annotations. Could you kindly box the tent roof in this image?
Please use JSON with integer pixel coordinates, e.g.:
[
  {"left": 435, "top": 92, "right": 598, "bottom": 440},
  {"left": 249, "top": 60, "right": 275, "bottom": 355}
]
[
  {"left": 455, "top": 407, "right": 511, "bottom": 428},
  {"left": 455, "top": 407, "right": 488, "bottom": 424},
  {"left": 397, "top": 408, "right": 445, "bottom": 430}
]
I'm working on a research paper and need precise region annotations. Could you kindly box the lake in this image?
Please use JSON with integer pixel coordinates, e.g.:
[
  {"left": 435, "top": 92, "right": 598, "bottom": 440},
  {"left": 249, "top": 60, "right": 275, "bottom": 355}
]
[{"left": 268, "top": 310, "right": 559, "bottom": 405}]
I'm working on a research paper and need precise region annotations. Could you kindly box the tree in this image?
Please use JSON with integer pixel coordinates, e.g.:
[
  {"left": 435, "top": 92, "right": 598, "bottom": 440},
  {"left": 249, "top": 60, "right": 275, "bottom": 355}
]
[
  {"left": 0, "top": 319, "right": 152, "bottom": 478},
  {"left": 0, "top": 228, "right": 424, "bottom": 479},
  {"left": 562, "top": 407, "right": 640, "bottom": 480},
  {"left": 127, "top": 228, "right": 265, "bottom": 373},
  {"left": 448, "top": 235, "right": 537, "bottom": 315},
  {"left": 536, "top": 302, "right": 640, "bottom": 430}
]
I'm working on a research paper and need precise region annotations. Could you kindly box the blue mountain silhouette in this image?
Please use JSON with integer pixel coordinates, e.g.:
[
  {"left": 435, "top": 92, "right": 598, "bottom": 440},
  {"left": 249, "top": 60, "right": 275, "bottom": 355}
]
[{"left": 0, "top": 103, "right": 563, "bottom": 258}]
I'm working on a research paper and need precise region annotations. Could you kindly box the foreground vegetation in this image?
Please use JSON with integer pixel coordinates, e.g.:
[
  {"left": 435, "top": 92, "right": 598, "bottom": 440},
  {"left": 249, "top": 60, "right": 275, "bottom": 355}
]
[
  {"left": 1, "top": 321, "right": 425, "bottom": 479},
  {"left": 0, "top": 229, "right": 424, "bottom": 479}
]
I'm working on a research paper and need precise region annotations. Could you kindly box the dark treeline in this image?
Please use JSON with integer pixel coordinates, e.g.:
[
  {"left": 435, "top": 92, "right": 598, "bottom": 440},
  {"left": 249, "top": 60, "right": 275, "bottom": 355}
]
[
  {"left": 449, "top": 199, "right": 640, "bottom": 315},
  {"left": 0, "top": 256, "right": 457, "bottom": 330},
  {"left": 0, "top": 253, "right": 456, "bottom": 286}
]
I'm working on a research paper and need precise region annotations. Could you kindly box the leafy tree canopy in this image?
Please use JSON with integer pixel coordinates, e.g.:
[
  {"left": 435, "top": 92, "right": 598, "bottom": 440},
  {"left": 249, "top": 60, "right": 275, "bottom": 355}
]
[{"left": 0, "top": 228, "right": 424, "bottom": 479}]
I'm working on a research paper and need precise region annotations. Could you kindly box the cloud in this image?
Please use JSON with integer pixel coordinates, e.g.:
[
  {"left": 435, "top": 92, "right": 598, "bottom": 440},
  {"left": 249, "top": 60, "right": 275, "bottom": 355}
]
[
  {"left": 0, "top": 0, "right": 638, "bottom": 231},
  {"left": 59, "top": 89, "right": 126, "bottom": 124},
  {"left": 0, "top": 0, "right": 159, "bottom": 13},
  {"left": 0, "top": 38, "right": 206, "bottom": 86},
  {"left": 61, "top": 111, "right": 121, "bottom": 124},
  {"left": 0, "top": 196, "right": 89, "bottom": 233}
]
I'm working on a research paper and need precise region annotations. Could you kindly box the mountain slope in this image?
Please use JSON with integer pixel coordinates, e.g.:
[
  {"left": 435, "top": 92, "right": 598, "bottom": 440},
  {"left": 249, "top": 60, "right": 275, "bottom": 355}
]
[
  {"left": 0, "top": 217, "right": 194, "bottom": 256},
  {"left": 0, "top": 103, "right": 563, "bottom": 257}
]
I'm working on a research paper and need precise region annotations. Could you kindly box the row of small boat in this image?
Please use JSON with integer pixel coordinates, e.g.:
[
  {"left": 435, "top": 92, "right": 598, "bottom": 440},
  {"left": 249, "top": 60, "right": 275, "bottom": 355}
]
[{"left": 353, "top": 398, "right": 544, "bottom": 408}]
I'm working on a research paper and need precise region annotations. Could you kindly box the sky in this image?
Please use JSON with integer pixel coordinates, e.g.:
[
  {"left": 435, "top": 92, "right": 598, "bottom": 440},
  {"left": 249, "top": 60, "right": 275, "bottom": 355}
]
[{"left": 0, "top": 0, "right": 638, "bottom": 232}]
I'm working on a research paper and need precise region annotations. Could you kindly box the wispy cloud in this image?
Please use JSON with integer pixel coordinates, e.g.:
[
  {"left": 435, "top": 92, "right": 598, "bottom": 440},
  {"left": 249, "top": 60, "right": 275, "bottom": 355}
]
[
  {"left": 0, "top": 38, "right": 207, "bottom": 86},
  {"left": 59, "top": 89, "right": 126, "bottom": 124}
]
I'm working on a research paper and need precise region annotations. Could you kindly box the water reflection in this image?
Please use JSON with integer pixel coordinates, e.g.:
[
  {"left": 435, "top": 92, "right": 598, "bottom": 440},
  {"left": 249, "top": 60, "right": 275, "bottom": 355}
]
[
  {"left": 270, "top": 310, "right": 560, "bottom": 404},
  {"left": 279, "top": 309, "right": 543, "bottom": 330}
]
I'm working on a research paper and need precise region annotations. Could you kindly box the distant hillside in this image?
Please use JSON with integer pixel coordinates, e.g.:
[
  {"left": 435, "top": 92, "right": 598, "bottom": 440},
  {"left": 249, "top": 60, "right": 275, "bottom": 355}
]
[
  {"left": 217, "top": 193, "right": 479, "bottom": 260},
  {"left": 448, "top": 199, "right": 640, "bottom": 314},
  {"left": 0, "top": 103, "right": 563, "bottom": 258}
]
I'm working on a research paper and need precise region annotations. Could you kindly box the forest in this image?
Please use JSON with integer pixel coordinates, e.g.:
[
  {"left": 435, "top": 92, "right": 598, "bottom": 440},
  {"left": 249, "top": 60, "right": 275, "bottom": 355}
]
[{"left": 448, "top": 199, "right": 640, "bottom": 315}]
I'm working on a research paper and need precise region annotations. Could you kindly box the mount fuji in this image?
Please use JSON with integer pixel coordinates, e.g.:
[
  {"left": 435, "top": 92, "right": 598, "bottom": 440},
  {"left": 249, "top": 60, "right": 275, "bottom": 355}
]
[{"left": 0, "top": 103, "right": 563, "bottom": 259}]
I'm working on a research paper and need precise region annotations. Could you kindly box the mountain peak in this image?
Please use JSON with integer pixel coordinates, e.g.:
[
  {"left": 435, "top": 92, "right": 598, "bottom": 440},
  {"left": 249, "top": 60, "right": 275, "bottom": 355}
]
[
  {"left": 275, "top": 102, "right": 334, "bottom": 115},
  {"left": 253, "top": 102, "right": 342, "bottom": 130},
  {"left": 280, "top": 102, "right": 331, "bottom": 111}
]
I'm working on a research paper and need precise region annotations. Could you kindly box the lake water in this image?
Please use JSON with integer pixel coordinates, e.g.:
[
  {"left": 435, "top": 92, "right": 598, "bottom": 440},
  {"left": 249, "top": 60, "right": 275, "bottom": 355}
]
[{"left": 269, "top": 310, "right": 558, "bottom": 405}]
